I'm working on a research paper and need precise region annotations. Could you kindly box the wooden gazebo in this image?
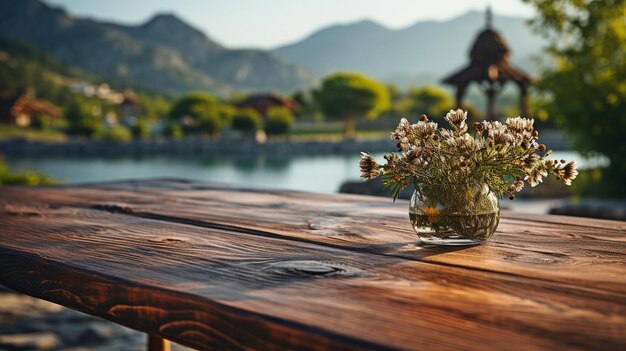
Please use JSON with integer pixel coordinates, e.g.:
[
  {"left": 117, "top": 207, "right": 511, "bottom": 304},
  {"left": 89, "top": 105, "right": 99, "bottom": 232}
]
[{"left": 442, "top": 8, "right": 531, "bottom": 120}]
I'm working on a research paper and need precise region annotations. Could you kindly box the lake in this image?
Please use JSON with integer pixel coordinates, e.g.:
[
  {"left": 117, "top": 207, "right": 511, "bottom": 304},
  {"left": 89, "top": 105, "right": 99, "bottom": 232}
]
[{"left": 6, "top": 151, "right": 608, "bottom": 194}]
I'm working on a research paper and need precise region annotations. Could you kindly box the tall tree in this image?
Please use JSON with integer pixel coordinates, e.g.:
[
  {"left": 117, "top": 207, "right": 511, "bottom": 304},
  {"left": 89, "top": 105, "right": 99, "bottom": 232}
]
[
  {"left": 524, "top": 0, "right": 626, "bottom": 196},
  {"left": 313, "top": 72, "right": 389, "bottom": 137},
  {"left": 168, "top": 92, "right": 228, "bottom": 136}
]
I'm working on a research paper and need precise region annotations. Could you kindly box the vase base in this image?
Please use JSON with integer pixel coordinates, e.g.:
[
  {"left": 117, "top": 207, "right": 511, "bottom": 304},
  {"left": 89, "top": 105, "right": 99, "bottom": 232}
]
[{"left": 418, "top": 235, "right": 484, "bottom": 246}]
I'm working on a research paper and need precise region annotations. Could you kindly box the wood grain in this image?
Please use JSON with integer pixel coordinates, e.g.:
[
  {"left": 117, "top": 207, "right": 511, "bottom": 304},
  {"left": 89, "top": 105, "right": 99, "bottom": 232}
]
[{"left": 1, "top": 179, "right": 625, "bottom": 351}]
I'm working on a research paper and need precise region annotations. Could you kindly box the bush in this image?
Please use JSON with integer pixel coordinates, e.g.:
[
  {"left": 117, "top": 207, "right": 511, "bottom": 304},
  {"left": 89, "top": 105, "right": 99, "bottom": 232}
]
[
  {"left": 103, "top": 125, "right": 132, "bottom": 142},
  {"left": 163, "top": 123, "right": 183, "bottom": 139},
  {"left": 132, "top": 119, "right": 151, "bottom": 139},
  {"left": 0, "top": 159, "right": 55, "bottom": 186},
  {"left": 64, "top": 100, "right": 103, "bottom": 138},
  {"left": 31, "top": 114, "right": 51, "bottom": 131},
  {"left": 168, "top": 93, "right": 220, "bottom": 122},
  {"left": 199, "top": 114, "right": 223, "bottom": 136},
  {"left": 232, "top": 108, "right": 261, "bottom": 134},
  {"left": 264, "top": 107, "right": 294, "bottom": 136},
  {"left": 68, "top": 118, "right": 102, "bottom": 138}
]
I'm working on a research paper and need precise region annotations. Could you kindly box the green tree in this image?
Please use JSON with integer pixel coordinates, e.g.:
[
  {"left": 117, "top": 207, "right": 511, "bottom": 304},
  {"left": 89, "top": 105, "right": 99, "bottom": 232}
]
[
  {"left": 168, "top": 93, "right": 223, "bottom": 136},
  {"left": 131, "top": 119, "right": 151, "bottom": 139},
  {"left": 31, "top": 113, "right": 51, "bottom": 131},
  {"left": 313, "top": 72, "right": 390, "bottom": 137},
  {"left": 408, "top": 86, "right": 453, "bottom": 119},
  {"left": 232, "top": 108, "right": 261, "bottom": 138},
  {"left": 138, "top": 93, "right": 172, "bottom": 121},
  {"left": 524, "top": 0, "right": 626, "bottom": 196},
  {"left": 264, "top": 107, "right": 295, "bottom": 137},
  {"left": 65, "top": 100, "right": 102, "bottom": 138},
  {"left": 163, "top": 122, "right": 183, "bottom": 139},
  {"left": 103, "top": 125, "right": 132, "bottom": 142},
  {"left": 0, "top": 159, "right": 54, "bottom": 186}
]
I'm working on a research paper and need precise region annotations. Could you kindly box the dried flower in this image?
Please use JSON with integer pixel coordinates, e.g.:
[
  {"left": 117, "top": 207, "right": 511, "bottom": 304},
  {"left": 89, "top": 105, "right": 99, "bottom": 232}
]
[
  {"left": 360, "top": 111, "right": 577, "bottom": 200},
  {"left": 555, "top": 161, "right": 578, "bottom": 185},
  {"left": 510, "top": 180, "right": 525, "bottom": 192},
  {"left": 359, "top": 152, "right": 381, "bottom": 179},
  {"left": 444, "top": 109, "right": 468, "bottom": 135},
  {"left": 525, "top": 167, "right": 548, "bottom": 187},
  {"left": 414, "top": 121, "right": 438, "bottom": 139},
  {"left": 506, "top": 117, "right": 534, "bottom": 132}
]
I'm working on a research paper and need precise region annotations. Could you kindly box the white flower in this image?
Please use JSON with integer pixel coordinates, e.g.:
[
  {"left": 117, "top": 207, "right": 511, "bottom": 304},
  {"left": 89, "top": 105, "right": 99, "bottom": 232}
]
[
  {"left": 359, "top": 152, "right": 381, "bottom": 179},
  {"left": 414, "top": 121, "right": 438, "bottom": 138},
  {"left": 525, "top": 167, "right": 548, "bottom": 187},
  {"left": 399, "top": 137, "right": 411, "bottom": 151},
  {"left": 391, "top": 118, "right": 411, "bottom": 141},
  {"left": 511, "top": 180, "right": 525, "bottom": 192},
  {"left": 519, "top": 154, "right": 540, "bottom": 172},
  {"left": 557, "top": 161, "right": 578, "bottom": 185},
  {"left": 446, "top": 133, "right": 478, "bottom": 154},
  {"left": 444, "top": 109, "right": 468, "bottom": 134},
  {"left": 506, "top": 116, "right": 534, "bottom": 132}
]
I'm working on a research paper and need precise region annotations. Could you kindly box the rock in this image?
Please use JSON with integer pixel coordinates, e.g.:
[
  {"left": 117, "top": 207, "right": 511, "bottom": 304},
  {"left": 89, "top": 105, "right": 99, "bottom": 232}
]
[
  {"left": 0, "top": 332, "right": 59, "bottom": 350},
  {"left": 549, "top": 199, "right": 626, "bottom": 221}
]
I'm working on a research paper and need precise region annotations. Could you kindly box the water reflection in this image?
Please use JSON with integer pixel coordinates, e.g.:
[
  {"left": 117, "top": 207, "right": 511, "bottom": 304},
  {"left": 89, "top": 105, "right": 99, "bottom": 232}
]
[
  {"left": 5, "top": 151, "right": 608, "bottom": 194},
  {"left": 231, "top": 155, "right": 291, "bottom": 172}
]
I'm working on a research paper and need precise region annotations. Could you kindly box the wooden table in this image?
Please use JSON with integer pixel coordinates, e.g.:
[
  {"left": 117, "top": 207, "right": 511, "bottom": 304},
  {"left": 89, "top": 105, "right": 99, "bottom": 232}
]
[{"left": 1, "top": 179, "right": 625, "bottom": 351}]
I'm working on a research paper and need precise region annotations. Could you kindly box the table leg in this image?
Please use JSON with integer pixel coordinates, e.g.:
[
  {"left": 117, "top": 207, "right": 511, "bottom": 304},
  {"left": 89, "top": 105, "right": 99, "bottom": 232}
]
[{"left": 147, "top": 334, "right": 171, "bottom": 351}]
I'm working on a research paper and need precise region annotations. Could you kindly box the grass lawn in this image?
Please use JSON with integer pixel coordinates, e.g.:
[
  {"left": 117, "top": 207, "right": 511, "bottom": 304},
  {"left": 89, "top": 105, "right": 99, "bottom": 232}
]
[
  {"left": 0, "top": 125, "right": 67, "bottom": 142},
  {"left": 290, "top": 122, "right": 390, "bottom": 141}
]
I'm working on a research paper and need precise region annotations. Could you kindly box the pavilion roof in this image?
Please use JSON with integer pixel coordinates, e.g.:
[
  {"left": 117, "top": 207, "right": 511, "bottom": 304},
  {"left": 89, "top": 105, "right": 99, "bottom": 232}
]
[{"left": 442, "top": 28, "right": 531, "bottom": 85}]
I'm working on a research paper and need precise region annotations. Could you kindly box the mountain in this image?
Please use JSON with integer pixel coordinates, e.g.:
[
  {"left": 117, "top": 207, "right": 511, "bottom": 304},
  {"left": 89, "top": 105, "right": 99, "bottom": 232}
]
[
  {"left": 0, "top": 0, "right": 315, "bottom": 95},
  {"left": 273, "top": 11, "right": 545, "bottom": 85}
]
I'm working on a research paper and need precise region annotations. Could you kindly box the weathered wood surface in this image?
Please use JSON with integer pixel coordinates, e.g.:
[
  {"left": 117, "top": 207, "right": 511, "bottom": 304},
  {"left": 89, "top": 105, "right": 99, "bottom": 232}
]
[{"left": 0, "top": 179, "right": 625, "bottom": 351}]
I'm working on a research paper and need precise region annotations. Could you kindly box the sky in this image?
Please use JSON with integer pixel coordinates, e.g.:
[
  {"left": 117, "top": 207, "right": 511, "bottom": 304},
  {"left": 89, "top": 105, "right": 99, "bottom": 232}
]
[{"left": 44, "top": 0, "right": 535, "bottom": 49}]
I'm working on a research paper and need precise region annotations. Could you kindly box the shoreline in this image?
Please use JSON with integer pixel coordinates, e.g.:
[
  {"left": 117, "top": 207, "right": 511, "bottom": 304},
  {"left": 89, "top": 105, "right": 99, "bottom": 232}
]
[
  {"left": 0, "top": 137, "right": 398, "bottom": 157},
  {"left": 0, "top": 130, "right": 568, "bottom": 158}
]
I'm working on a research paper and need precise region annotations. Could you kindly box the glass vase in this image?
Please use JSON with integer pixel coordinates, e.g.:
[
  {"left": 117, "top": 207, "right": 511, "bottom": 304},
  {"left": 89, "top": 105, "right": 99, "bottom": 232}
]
[{"left": 409, "top": 184, "right": 500, "bottom": 245}]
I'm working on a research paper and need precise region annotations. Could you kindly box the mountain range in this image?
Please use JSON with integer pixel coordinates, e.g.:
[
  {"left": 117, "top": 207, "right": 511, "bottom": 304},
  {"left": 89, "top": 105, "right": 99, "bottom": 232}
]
[
  {"left": 274, "top": 11, "right": 545, "bottom": 85},
  {"left": 0, "top": 0, "right": 314, "bottom": 95},
  {"left": 0, "top": 0, "right": 545, "bottom": 95}
]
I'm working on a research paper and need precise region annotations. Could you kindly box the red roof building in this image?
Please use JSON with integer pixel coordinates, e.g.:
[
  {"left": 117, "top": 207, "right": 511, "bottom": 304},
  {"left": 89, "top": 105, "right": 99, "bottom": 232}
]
[
  {"left": 235, "top": 93, "right": 300, "bottom": 116},
  {"left": 0, "top": 92, "right": 61, "bottom": 127}
]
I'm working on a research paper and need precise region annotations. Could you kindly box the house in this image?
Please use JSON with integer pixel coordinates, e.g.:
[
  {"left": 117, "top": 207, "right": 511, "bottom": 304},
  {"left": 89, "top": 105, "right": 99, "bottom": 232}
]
[
  {"left": 0, "top": 92, "right": 61, "bottom": 127},
  {"left": 235, "top": 93, "right": 300, "bottom": 116}
]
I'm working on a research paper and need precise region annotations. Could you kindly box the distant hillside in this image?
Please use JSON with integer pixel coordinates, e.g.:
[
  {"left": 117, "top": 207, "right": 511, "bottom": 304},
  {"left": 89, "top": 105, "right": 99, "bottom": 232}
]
[
  {"left": 0, "top": 37, "right": 95, "bottom": 102},
  {"left": 274, "top": 11, "right": 545, "bottom": 86},
  {"left": 0, "top": 0, "right": 316, "bottom": 95}
]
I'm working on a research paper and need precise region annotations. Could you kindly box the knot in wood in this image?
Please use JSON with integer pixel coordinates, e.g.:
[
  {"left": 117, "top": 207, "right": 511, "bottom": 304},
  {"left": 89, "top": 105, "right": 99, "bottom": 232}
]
[
  {"left": 264, "top": 260, "right": 353, "bottom": 278},
  {"left": 90, "top": 204, "right": 133, "bottom": 214}
]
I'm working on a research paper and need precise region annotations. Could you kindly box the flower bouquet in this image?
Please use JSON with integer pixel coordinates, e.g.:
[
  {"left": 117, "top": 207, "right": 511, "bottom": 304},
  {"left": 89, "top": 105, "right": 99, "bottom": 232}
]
[{"left": 360, "top": 110, "right": 578, "bottom": 245}]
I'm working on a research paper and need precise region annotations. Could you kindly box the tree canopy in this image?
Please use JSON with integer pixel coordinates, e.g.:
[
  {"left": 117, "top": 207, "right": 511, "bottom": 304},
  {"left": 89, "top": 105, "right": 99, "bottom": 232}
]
[
  {"left": 408, "top": 86, "right": 453, "bottom": 119},
  {"left": 264, "top": 107, "right": 295, "bottom": 137},
  {"left": 232, "top": 108, "right": 261, "bottom": 136},
  {"left": 313, "top": 72, "right": 389, "bottom": 137},
  {"left": 524, "top": 0, "right": 626, "bottom": 196},
  {"left": 168, "top": 92, "right": 226, "bottom": 135}
]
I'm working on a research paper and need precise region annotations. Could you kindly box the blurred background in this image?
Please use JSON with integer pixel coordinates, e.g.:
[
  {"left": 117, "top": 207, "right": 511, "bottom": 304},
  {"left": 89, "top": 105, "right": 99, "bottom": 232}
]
[
  {"left": 0, "top": 0, "right": 624, "bottom": 217},
  {"left": 0, "top": 1, "right": 625, "bottom": 350}
]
